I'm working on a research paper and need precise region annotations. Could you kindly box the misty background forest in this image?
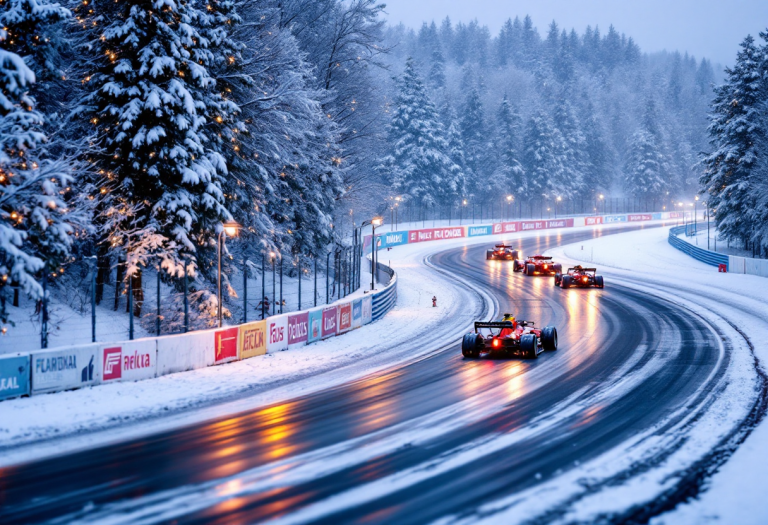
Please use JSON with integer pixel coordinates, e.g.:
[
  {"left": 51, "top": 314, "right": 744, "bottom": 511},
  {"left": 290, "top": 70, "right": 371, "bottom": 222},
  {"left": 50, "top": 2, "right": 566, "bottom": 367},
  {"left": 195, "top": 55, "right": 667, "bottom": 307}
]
[{"left": 1, "top": 0, "right": 767, "bottom": 332}]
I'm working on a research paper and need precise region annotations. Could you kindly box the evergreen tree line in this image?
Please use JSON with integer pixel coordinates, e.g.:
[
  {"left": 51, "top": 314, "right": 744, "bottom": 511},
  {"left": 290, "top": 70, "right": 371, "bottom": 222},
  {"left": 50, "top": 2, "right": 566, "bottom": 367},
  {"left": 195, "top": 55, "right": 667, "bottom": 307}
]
[
  {"left": 379, "top": 16, "right": 715, "bottom": 214},
  {"left": 701, "top": 30, "right": 768, "bottom": 257},
  {"left": 0, "top": 0, "right": 385, "bottom": 324}
]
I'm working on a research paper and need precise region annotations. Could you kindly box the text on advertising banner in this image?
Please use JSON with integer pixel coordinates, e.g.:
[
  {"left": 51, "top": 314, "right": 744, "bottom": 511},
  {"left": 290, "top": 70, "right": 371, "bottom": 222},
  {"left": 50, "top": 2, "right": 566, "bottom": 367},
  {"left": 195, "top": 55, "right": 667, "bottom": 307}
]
[
  {"left": 585, "top": 216, "right": 603, "bottom": 226},
  {"left": 407, "top": 227, "right": 465, "bottom": 243},
  {"left": 101, "top": 339, "right": 157, "bottom": 383},
  {"left": 362, "top": 296, "right": 373, "bottom": 325},
  {"left": 239, "top": 320, "right": 267, "bottom": 359},
  {"left": 214, "top": 327, "right": 240, "bottom": 364},
  {"left": 322, "top": 306, "right": 338, "bottom": 338},
  {"left": 604, "top": 215, "right": 627, "bottom": 223},
  {"left": 668, "top": 211, "right": 684, "bottom": 219},
  {"left": 375, "top": 231, "right": 409, "bottom": 250},
  {"left": 628, "top": 214, "right": 652, "bottom": 222},
  {"left": 307, "top": 309, "right": 323, "bottom": 343},
  {"left": 31, "top": 344, "right": 100, "bottom": 394},
  {"left": 288, "top": 312, "right": 309, "bottom": 348},
  {"left": 467, "top": 225, "right": 493, "bottom": 237},
  {"left": 267, "top": 315, "right": 289, "bottom": 352},
  {"left": 492, "top": 222, "right": 519, "bottom": 234},
  {"left": 352, "top": 298, "right": 363, "bottom": 329},
  {"left": 337, "top": 303, "right": 353, "bottom": 334},
  {"left": 0, "top": 354, "right": 30, "bottom": 400}
]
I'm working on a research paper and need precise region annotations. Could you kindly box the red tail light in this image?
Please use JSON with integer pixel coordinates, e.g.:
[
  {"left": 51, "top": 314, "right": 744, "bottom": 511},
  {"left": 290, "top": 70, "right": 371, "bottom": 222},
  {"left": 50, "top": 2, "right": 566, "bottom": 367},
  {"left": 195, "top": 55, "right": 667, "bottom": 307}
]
[
  {"left": 492, "top": 338, "right": 500, "bottom": 348},
  {"left": 583, "top": 276, "right": 588, "bottom": 282},
  {"left": 543, "top": 264, "right": 548, "bottom": 269}
]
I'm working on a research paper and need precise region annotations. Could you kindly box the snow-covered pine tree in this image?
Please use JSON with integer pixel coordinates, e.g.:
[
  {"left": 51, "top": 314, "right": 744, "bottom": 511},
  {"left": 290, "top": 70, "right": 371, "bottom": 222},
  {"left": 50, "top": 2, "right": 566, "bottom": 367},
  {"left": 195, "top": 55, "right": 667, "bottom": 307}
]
[
  {"left": 380, "top": 58, "right": 461, "bottom": 209},
  {"left": 701, "top": 34, "right": 765, "bottom": 246},
  {"left": 460, "top": 86, "right": 489, "bottom": 193},
  {"left": 522, "top": 109, "right": 564, "bottom": 199},
  {"left": 624, "top": 128, "right": 666, "bottom": 201},
  {"left": 553, "top": 96, "right": 588, "bottom": 195},
  {"left": 494, "top": 95, "right": 524, "bottom": 197},
  {"left": 83, "top": 0, "right": 235, "bottom": 281},
  {"left": 0, "top": 0, "right": 76, "bottom": 321}
]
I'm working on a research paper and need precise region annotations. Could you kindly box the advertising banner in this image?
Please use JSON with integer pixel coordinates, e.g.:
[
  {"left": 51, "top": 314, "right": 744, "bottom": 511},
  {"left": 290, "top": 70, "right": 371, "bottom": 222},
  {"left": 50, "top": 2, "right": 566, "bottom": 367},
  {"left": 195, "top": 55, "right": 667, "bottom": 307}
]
[
  {"left": 239, "top": 320, "right": 267, "bottom": 359},
  {"left": 213, "top": 327, "right": 240, "bottom": 364},
  {"left": 322, "top": 306, "right": 338, "bottom": 338},
  {"left": 375, "top": 231, "right": 409, "bottom": 250},
  {"left": 604, "top": 215, "right": 627, "bottom": 223},
  {"left": 352, "top": 299, "right": 363, "bottom": 329},
  {"left": 668, "top": 211, "right": 684, "bottom": 219},
  {"left": 0, "top": 354, "right": 30, "bottom": 401},
  {"left": 492, "top": 222, "right": 520, "bottom": 234},
  {"left": 584, "top": 216, "right": 603, "bottom": 226},
  {"left": 288, "top": 312, "right": 309, "bottom": 349},
  {"left": 628, "top": 214, "right": 652, "bottom": 222},
  {"left": 468, "top": 225, "right": 493, "bottom": 237},
  {"left": 157, "top": 330, "right": 214, "bottom": 376},
  {"left": 307, "top": 309, "right": 323, "bottom": 344},
  {"left": 652, "top": 212, "right": 663, "bottom": 220},
  {"left": 546, "top": 218, "right": 574, "bottom": 229},
  {"left": 362, "top": 296, "right": 373, "bottom": 325},
  {"left": 31, "top": 344, "right": 100, "bottom": 394},
  {"left": 363, "top": 234, "right": 373, "bottom": 254},
  {"left": 337, "top": 303, "right": 353, "bottom": 334},
  {"left": 101, "top": 339, "right": 157, "bottom": 383},
  {"left": 267, "top": 315, "right": 289, "bottom": 353},
  {"left": 408, "top": 227, "right": 465, "bottom": 243}
]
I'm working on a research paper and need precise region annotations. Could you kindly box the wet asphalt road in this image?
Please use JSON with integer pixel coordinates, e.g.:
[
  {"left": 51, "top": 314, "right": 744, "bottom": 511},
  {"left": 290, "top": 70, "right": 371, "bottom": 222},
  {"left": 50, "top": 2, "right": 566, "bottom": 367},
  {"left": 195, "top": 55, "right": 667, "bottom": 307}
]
[{"left": 0, "top": 226, "right": 724, "bottom": 524}]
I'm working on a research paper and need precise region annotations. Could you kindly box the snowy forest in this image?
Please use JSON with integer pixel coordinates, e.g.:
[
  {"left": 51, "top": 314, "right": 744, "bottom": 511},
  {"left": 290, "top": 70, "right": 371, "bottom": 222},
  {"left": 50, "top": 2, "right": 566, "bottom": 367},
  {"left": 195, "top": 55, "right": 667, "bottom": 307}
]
[{"left": 3, "top": 0, "right": 757, "bottom": 332}]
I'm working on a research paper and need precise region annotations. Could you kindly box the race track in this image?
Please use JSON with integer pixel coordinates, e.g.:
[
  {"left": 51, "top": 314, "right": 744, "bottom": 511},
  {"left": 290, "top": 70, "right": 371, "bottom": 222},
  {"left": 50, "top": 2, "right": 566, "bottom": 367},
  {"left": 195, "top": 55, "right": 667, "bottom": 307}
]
[{"left": 0, "top": 227, "right": 738, "bottom": 524}]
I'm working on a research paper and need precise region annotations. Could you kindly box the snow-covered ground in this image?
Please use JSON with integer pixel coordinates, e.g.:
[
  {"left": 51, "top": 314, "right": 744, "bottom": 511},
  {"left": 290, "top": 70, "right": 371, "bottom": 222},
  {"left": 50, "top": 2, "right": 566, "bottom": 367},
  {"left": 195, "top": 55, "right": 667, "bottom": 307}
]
[{"left": 548, "top": 226, "right": 768, "bottom": 525}]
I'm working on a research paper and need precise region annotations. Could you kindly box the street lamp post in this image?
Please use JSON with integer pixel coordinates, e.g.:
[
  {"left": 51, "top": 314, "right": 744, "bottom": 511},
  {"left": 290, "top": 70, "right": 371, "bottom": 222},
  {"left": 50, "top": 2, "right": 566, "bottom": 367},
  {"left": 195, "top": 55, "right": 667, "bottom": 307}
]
[
  {"left": 362, "top": 217, "right": 383, "bottom": 291},
  {"left": 506, "top": 195, "right": 512, "bottom": 221},
  {"left": 694, "top": 196, "right": 699, "bottom": 237},
  {"left": 555, "top": 196, "right": 562, "bottom": 219},
  {"left": 599, "top": 194, "right": 604, "bottom": 215},
  {"left": 218, "top": 221, "right": 241, "bottom": 327}
]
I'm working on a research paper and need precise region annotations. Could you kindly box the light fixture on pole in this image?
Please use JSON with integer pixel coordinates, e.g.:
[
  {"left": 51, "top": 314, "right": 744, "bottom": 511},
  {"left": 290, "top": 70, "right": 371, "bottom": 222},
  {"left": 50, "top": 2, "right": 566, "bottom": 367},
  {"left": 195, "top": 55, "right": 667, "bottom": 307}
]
[
  {"left": 599, "top": 194, "right": 604, "bottom": 215},
  {"left": 218, "top": 221, "right": 241, "bottom": 327},
  {"left": 506, "top": 195, "right": 512, "bottom": 221},
  {"left": 555, "top": 196, "right": 562, "bottom": 219},
  {"left": 694, "top": 195, "right": 699, "bottom": 236}
]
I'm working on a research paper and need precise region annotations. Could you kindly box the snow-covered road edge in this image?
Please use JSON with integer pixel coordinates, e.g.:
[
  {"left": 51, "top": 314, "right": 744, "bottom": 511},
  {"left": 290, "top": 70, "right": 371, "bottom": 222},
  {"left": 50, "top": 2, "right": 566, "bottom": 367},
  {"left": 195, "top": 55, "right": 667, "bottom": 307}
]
[{"left": 543, "top": 227, "right": 768, "bottom": 525}]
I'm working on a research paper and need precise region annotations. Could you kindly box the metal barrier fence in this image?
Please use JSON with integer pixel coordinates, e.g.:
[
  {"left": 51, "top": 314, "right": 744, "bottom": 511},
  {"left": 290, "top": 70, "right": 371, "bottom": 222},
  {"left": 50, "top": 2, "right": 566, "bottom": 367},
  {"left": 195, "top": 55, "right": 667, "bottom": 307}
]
[
  {"left": 668, "top": 225, "right": 730, "bottom": 269},
  {"left": 371, "top": 263, "right": 397, "bottom": 322}
]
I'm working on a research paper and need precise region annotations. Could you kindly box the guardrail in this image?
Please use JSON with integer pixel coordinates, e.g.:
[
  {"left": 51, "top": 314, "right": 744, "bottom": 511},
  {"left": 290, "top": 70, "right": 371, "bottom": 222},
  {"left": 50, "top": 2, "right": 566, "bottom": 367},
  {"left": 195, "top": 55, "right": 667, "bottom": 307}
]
[
  {"left": 0, "top": 262, "right": 399, "bottom": 402},
  {"left": 668, "top": 225, "right": 730, "bottom": 269}
]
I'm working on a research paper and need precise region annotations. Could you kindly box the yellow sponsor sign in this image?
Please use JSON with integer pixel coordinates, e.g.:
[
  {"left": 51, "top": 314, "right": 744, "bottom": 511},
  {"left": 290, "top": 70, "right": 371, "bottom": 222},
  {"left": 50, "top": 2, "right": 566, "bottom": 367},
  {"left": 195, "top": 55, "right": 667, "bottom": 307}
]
[{"left": 239, "top": 320, "right": 267, "bottom": 359}]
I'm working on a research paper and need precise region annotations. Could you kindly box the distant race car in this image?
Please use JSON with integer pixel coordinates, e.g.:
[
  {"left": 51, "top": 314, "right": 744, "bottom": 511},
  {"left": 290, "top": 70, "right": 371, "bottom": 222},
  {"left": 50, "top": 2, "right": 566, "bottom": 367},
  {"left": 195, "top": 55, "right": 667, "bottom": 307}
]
[
  {"left": 461, "top": 317, "right": 558, "bottom": 359},
  {"left": 554, "top": 266, "right": 605, "bottom": 289},
  {"left": 486, "top": 244, "right": 519, "bottom": 260},
  {"left": 513, "top": 255, "right": 562, "bottom": 276}
]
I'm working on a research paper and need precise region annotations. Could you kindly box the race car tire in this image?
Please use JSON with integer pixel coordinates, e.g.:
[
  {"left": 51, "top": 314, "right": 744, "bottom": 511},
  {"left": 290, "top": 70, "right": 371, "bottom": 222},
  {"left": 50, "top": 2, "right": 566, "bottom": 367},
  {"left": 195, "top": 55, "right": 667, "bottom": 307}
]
[
  {"left": 541, "top": 326, "right": 558, "bottom": 351},
  {"left": 561, "top": 275, "right": 572, "bottom": 289},
  {"left": 520, "top": 334, "right": 538, "bottom": 359},
  {"left": 595, "top": 275, "right": 605, "bottom": 288},
  {"left": 513, "top": 260, "right": 522, "bottom": 272},
  {"left": 526, "top": 263, "right": 535, "bottom": 275},
  {"left": 554, "top": 273, "right": 562, "bottom": 286},
  {"left": 462, "top": 333, "right": 482, "bottom": 358}
]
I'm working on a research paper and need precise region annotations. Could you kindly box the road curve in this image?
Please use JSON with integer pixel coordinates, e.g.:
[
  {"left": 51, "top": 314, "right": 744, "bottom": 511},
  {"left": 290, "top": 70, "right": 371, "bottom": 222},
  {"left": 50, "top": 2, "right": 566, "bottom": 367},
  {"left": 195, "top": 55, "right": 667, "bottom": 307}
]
[{"left": 0, "top": 226, "right": 731, "bottom": 524}]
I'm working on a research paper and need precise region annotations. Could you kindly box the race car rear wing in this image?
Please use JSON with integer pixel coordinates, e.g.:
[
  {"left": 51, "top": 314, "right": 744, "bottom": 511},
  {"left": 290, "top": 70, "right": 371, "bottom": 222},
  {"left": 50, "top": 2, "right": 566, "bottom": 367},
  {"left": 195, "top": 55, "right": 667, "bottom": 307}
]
[
  {"left": 474, "top": 321, "right": 535, "bottom": 330},
  {"left": 569, "top": 267, "right": 597, "bottom": 272},
  {"left": 530, "top": 256, "right": 552, "bottom": 260}
]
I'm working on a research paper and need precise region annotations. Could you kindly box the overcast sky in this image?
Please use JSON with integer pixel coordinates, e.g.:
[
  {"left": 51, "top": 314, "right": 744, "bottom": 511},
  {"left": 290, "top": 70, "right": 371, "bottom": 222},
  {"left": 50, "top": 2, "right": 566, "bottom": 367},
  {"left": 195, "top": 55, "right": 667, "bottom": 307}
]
[{"left": 382, "top": 0, "right": 768, "bottom": 66}]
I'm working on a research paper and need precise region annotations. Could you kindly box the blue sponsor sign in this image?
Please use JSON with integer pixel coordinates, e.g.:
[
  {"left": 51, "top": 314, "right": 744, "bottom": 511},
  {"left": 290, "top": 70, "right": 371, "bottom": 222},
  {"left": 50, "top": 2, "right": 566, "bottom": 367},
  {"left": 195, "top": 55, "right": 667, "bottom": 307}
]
[
  {"left": 307, "top": 309, "right": 323, "bottom": 344},
  {"left": 352, "top": 298, "right": 363, "bottom": 328},
  {"left": 652, "top": 212, "right": 663, "bottom": 220},
  {"left": 0, "top": 354, "right": 31, "bottom": 400},
  {"left": 375, "top": 231, "right": 409, "bottom": 250},
  {"left": 604, "top": 215, "right": 627, "bottom": 223},
  {"left": 468, "top": 225, "right": 492, "bottom": 237}
]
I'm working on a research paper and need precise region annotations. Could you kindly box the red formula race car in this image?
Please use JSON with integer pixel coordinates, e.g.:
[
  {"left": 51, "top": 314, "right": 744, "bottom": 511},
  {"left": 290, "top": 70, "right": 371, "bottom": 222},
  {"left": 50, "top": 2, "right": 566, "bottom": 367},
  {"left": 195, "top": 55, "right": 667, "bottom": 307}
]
[
  {"left": 554, "top": 266, "right": 605, "bottom": 289},
  {"left": 486, "top": 244, "right": 519, "bottom": 260},
  {"left": 462, "top": 316, "right": 558, "bottom": 359},
  {"left": 513, "top": 255, "right": 562, "bottom": 276}
]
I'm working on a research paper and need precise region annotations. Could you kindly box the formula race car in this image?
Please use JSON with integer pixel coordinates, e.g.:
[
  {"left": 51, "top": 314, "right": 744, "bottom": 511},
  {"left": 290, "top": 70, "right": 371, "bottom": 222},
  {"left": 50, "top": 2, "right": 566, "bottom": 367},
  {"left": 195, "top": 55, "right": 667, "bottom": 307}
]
[
  {"left": 554, "top": 266, "right": 605, "bottom": 289},
  {"left": 513, "top": 255, "right": 562, "bottom": 276},
  {"left": 486, "top": 244, "right": 519, "bottom": 260},
  {"left": 462, "top": 315, "right": 558, "bottom": 359}
]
